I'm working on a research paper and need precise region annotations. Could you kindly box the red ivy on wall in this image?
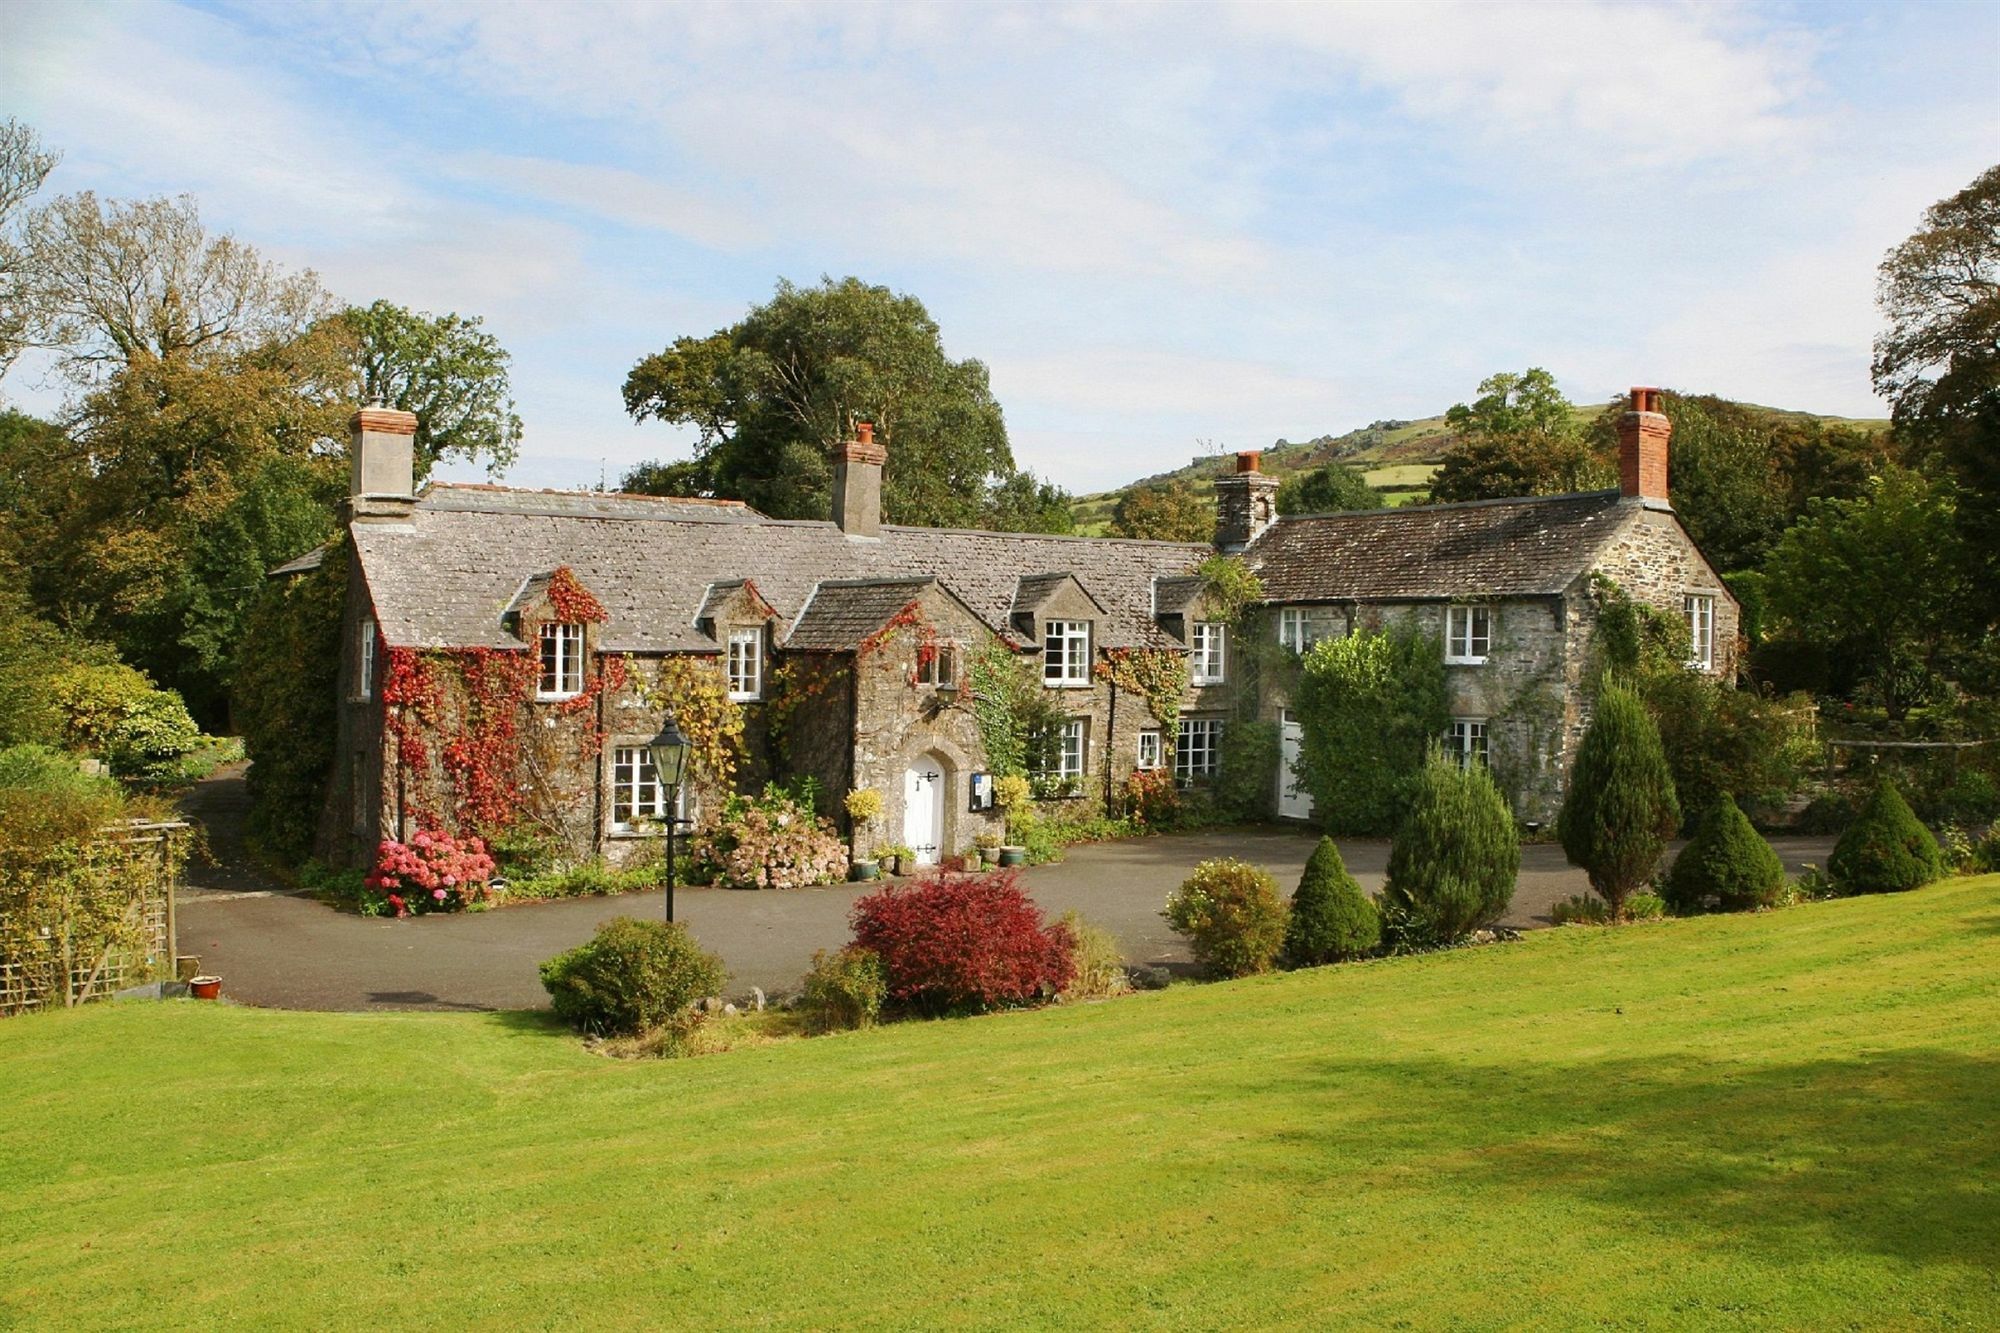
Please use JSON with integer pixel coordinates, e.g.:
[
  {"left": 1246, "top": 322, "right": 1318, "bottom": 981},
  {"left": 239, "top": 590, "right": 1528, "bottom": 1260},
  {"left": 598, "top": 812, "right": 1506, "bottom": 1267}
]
[{"left": 546, "top": 565, "right": 609, "bottom": 624}]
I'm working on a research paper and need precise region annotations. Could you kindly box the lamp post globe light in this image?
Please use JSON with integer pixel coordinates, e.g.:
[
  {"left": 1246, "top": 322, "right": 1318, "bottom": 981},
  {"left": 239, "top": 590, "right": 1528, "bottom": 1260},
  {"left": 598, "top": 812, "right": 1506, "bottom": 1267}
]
[{"left": 646, "top": 716, "right": 692, "bottom": 923}]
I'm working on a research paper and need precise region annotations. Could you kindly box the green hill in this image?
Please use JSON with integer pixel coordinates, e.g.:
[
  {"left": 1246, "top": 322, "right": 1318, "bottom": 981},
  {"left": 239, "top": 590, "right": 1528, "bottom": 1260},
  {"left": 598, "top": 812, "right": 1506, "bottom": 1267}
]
[
  {"left": 1073, "top": 399, "right": 1889, "bottom": 535},
  {"left": 2, "top": 877, "right": 1993, "bottom": 1327}
]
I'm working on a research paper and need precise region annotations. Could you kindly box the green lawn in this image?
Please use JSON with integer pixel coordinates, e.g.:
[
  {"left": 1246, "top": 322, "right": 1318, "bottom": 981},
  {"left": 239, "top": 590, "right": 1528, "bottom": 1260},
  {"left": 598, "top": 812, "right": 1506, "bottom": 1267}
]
[{"left": 5, "top": 881, "right": 1997, "bottom": 1329}]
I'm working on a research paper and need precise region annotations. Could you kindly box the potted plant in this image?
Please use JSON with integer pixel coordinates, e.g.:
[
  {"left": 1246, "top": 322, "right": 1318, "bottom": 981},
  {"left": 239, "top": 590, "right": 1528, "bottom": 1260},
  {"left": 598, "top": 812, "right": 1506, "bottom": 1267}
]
[
  {"left": 879, "top": 844, "right": 915, "bottom": 876},
  {"left": 843, "top": 787, "right": 884, "bottom": 882},
  {"left": 993, "top": 774, "right": 1033, "bottom": 869},
  {"left": 189, "top": 975, "right": 223, "bottom": 1001},
  {"left": 975, "top": 830, "right": 1002, "bottom": 865}
]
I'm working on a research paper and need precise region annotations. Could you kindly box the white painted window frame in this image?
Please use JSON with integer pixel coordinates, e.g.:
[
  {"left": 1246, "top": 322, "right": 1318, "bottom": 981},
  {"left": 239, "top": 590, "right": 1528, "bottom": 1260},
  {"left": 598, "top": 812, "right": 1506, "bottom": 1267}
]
[
  {"left": 1685, "top": 594, "right": 1716, "bottom": 671},
  {"left": 538, "top": 622, "right": 584, "bottom": 699},
  {"left": 1043, "top": 619, "right": 1092, "bottom": 686},
  {"left": 918, "top": 641, "right": 960, "bottom": 689},
  {"left": 354, "top": 622, "right": 376, "bottom": 701},
  {"left": 1175, "top": 717, "right": 1224, "bottom": 784},
  {"left": 1136, "top": 728, "right": 1162, "bottom": 771},
  {"left": 1190, "top": 621, "right": 1227, "bottom": 685},
  {"left": 727, "top": 627, "right": 764, "bottom": 701},
  {"left": 1057, "top": 717, "right": 1088, "bottom": 780},
  {"left": 1445, "top": 604, "right": 1492, "bottom": 665},
  {"left": 1277, "top": 606, "right": 1342, "bottom": 654},
  {"left": 1446, "top": 717, "right": 1489, "bottom": 771},
  {"left": 610, "top": 744, "right": 687, "bottom": 834}
]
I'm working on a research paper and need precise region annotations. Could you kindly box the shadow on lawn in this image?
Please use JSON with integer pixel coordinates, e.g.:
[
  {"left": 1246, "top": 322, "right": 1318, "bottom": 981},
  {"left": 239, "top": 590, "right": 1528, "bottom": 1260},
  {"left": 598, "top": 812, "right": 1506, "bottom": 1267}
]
[{"left": 1258, "top": 1048, "right": 2000, "bottom": 1274}]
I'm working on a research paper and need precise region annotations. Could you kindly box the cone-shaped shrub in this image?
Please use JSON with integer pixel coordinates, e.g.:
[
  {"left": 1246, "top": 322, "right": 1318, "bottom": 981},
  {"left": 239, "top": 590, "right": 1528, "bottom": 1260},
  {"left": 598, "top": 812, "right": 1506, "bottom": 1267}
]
[
  {"left": 1665, "top": 795, "right": 1784, "bottom": 913},
  {"left": 1382, "top": 750, "right": 1519, "bottom": 944},
  {"left": 1829, "top": 776, "right": 1944, "bottom": 895},
  {"left": 1559, "top": 679, "right": 1680, "bottom": 916},
  {"left": 1284, "top": 837, "right": 1381, "bottom": 965}
]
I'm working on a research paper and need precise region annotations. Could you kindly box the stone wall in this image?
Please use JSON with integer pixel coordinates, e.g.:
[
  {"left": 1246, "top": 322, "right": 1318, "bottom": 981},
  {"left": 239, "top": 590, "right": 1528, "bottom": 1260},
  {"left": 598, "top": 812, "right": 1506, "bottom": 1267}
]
[{"left": 1589, "top": 504, "right": 1741, "bottom": 678}]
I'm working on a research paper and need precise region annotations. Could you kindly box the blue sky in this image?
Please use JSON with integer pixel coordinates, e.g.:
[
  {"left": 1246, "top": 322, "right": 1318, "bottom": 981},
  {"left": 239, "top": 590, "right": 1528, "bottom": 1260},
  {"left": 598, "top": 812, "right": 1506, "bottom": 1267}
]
[{"left": 3, "top": 0, "right": 1995, "bottom": 494}]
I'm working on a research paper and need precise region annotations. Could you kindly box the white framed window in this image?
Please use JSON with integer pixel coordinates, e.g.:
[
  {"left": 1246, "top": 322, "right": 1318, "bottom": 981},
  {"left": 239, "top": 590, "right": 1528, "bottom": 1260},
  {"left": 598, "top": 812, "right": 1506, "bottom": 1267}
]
[
  {"left": 1445, "top": 605, "right": 1492, "bottom": 665},
  {"left": 354, "top": 622, "right": 376, "bottom": 701},
  {"left": 918, "top": 641, "right": 959, "bottom": 689},
  {"left": 1685, "top": 594, "right": 1716, "bottom": 670},
  {"left": 1035, "top": 717, "right": 1089, "bottom": 783},
  {"left": 1446, "top": 718, "right": 1489, "bottom": 771},
  {"left": 1175, "top": 717, "right": 1223, "bottom": 784},
  {"left": 1136, "top": 728, "right": 1162, "bottom": 771},
  {"left": 1043, "top": 619, "right": 1091, "bottom": 686},
  {"left": 538, "top": 622, "right": 584, "bottom": 699},
  {"left": 611, "top": 745, "right": 686, "bottom": 834},
  {"left": 1190, "top": 622, "right": 1227, "bottom": 685},
  {"left": 727, "top": 628, "right": 763, "bottom": 700},
  {"left": 1278, "top": 606, "right": 1343, "bottom": 654}
]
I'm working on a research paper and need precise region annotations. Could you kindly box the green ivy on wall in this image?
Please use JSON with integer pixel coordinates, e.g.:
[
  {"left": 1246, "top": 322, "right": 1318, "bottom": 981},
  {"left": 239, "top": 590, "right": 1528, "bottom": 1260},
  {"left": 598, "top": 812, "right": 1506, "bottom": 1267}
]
[{"left": 1293, "top": 624, "right": 1449, "bottom": 836}]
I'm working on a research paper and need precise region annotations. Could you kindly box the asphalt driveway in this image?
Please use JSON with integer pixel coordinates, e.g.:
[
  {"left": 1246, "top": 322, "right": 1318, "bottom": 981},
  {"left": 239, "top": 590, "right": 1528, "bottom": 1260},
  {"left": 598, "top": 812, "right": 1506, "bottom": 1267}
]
[{"left": 178, "top": 776, "right": 1835, "bottom": 1013}]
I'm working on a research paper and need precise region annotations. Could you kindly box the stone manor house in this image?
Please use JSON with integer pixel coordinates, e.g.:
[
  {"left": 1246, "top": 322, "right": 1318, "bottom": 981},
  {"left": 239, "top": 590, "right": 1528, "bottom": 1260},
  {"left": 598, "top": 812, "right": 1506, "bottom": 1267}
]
[{"left": 293, "top": 389, "right": 1736, "bottom": 868}]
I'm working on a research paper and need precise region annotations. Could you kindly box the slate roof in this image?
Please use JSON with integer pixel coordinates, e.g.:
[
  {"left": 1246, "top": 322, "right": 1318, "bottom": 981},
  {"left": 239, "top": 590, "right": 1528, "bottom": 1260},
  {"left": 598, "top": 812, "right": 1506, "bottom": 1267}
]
[
  {"left": 1244, "top": 490, "right": 1635, "bottom": 602},
  {"left": 787, "top": 577, "right": 940, "bottom": 651},
  {"left": 347, "top": 485, "right": 1207, "bottom": 653}
]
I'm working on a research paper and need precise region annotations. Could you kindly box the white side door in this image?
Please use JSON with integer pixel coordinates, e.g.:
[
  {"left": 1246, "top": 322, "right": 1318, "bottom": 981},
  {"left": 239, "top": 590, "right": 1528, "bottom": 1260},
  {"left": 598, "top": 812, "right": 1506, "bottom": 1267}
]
[
  {"left": 903, "top": 761, "right": 943, "bottom": 866},
  {"left": 1278, "top": 710, "right": 1314, "bottom": 821}
]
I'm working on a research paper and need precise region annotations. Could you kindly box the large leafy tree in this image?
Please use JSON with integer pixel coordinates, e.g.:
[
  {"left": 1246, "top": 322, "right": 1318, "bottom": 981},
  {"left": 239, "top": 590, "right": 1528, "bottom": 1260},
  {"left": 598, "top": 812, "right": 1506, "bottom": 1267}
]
[
  {"left": 1761, "top": 468, "right": 1970, "bottom": 721},
  {"left": 1275, "top": 462, "right": 1382, "bottom": 516},
  {"left": 1873, "top": 164, "right": 2000, "bottom": 614},
  {"left": 1109, "top": 478, "right": 1212, "bottom": 542},
  {"left": 0, "top": 118, "right": 57, "bottom": 378},
  {"left": 1430, "top": 367, "right": 1612, "bottom": 503},
  {"left": 339, "top": 299, "right": 522, "bottom": 478},
  {"left": 623, "top": 277, "right": 1015, "bottom": 526}
]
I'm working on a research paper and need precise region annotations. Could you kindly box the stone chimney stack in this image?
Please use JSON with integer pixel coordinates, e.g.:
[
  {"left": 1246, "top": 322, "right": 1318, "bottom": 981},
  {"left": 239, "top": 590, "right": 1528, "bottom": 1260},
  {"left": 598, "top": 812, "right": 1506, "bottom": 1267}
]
[
  {"left": 1212, "top": 450, "right": 1280, "bottom": 552},
  {"left": 831, "top": 420, "right": 886, "bottom": 539},
  {"left": 349, "top": 406, "right": 419, "bottom": 522},
  {"left": 1618, "top": 387, "right": 1671, "bottom": 504}
]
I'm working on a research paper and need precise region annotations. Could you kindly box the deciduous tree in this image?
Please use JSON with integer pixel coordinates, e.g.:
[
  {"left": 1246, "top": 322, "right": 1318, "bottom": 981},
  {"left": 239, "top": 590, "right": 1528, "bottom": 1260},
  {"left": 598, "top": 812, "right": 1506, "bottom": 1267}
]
[
  {"left": 1430, "top": 367, "right": 1611, "bottom": 502},
  {"left": 338, "top": 300, "right": 522, "bottom": 477},
  {"left": 1275, "top": 462, "right": 1382, "bottom": 516}
]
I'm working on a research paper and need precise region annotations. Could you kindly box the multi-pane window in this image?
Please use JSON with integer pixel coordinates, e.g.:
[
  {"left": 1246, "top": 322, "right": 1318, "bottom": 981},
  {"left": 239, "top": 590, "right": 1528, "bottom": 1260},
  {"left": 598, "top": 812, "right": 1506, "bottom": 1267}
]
[
  {"left": 538, "top": 622, "right": 584, "bottom": 698},
  {"left": 1445, "top": 605, "right": 1492, "bottom": 664},
  {"left": 611, "top": 746, "right": 684, "bottom": 833},
  {"left": 1446, "top": 718, "right": 1489, "bottom": 771},
  {"left": 1136, "top": 728, "right": 1163, "bottom": 771},
  {"left": 1035, "top": 718, "right": 1088, "bottom": 783},
  {"left": 1685, "top": 594, "right": 1716, "bottom": 670},
  {"left": 354, "top": 622, "right": 376, "bottom": 701},
  {"left": 1175, "top": 718, "right": 1223, "bottom": 783},
  {"left": 727, "top": 628, "right": 763, "bottom": 700},
  {"left": 1190, "top": 622, "right": 1227, "bottom": 685},
  {"left": 1278, "top": 606, "right": 1343, "bottom": 654},
  {"left": 918, "top": 642, "right": 959, "bottom": 688},
  {"left": 1043, "top": 620, "right": 1091, "bottom": 685}
]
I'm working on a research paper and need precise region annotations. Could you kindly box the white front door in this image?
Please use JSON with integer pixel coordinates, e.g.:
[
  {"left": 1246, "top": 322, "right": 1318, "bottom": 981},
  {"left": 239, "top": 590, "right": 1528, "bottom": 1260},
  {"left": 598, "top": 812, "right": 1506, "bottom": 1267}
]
[
  {"left": 1278, "top": 710, "right": 1314, "bottom": 821},
  {"left": 903, "top": 759, "right": 944, "bottom": 866}
]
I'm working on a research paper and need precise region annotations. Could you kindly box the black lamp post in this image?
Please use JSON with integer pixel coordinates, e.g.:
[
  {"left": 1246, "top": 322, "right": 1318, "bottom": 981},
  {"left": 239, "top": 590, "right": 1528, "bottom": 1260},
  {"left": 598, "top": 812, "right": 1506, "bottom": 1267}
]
[{"left": 647, "top": 716, "right": 692, "bottom": 924}]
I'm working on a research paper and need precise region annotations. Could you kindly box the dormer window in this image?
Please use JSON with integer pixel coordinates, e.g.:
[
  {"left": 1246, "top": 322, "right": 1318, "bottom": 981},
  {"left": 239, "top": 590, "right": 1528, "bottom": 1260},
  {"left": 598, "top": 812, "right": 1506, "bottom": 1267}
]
[
  {"left": 1190, "top": 622, "right": 1227, "bottom": 685},
  {"left": 1044, "top": 620, "right": 1091, "bottom": 686},
  {"left": 1445, "top": 605, "right": 1491, "bottom": 665},
  {"left": 538, "top": 622, "right": 584, "bottom": 699},
  {"left": 727, "top": 628, "right": 763, "bottom": 701}
]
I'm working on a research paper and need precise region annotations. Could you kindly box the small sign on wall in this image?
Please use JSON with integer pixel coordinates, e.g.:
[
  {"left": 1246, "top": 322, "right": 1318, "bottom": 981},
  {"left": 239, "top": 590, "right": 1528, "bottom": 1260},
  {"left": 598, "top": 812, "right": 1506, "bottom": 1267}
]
[{"left": 968, "top": 772, "right": 994, "bottom": 812}]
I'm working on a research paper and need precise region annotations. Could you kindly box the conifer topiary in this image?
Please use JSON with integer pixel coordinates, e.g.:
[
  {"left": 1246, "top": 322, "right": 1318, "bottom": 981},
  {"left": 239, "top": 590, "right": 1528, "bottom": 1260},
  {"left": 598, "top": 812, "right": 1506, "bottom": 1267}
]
[
  {"left": 1559, "top": 678, "right": 1681, "bottom": 917},
  {"left": 1382, "top": 749, "right": 1519, "bottom": 944},
  {"left": 1284, "top": 837, "right": 1380, "bottom": 965},
  {"left": 1829, "top": 776, "right": 1945, "bottom": 895},
  {"left": 1664, "top": 794, "right": 1784, "bottom": 913}
]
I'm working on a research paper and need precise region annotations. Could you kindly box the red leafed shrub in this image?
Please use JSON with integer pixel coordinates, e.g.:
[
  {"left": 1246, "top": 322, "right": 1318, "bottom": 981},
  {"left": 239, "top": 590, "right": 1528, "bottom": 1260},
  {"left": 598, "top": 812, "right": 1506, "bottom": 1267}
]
[
  {"left": 849, "top": 871, "right": 1076, "bottom": 1014},
  {"left": 366, "top": 828, "right": 497, "bottom": 916}
]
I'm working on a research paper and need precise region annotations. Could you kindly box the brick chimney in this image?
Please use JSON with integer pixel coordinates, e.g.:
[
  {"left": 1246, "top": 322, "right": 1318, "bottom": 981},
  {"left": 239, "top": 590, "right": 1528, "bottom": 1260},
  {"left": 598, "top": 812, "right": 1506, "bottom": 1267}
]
[
  {"left": 1618, "top": 387, "right": 1671, "bottom": 504},
  {"left": 1213, "top": 450, "right": 1280, "bottom": 552},
  {"left": 831, "top": 420, "right": 886, "bottom": 539},
  {"left": 348, "top": 406, "right": 419, "bottom": 522}
]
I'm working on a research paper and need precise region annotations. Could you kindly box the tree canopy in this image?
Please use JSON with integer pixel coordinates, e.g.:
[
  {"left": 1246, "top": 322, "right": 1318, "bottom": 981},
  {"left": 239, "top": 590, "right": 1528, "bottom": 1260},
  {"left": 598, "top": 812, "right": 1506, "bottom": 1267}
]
[
  {"left": 339, "top": 300, "right": 522, "bottom": 478},
  {"left": 1109, "top": 478, "right": 1212, "bottom": 542},
  {"left": 623, "top": 277, "right": 1031, "bottom": 528},
  {"left": 1275, "top": 462, "right": 1382, "bottom": 516},
  {"left": 1430, "top": 368, "right": 1612, "bottom": 503}
]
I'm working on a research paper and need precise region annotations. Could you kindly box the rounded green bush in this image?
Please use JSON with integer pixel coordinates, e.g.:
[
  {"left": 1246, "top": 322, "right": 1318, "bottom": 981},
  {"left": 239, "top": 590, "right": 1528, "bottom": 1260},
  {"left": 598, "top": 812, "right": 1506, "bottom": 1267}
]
[
  {"left": 1284, "top": 837, "right": 1380, "bottom": 965},
  {"left": 1829, "top": 777, "right": 1945, "bottom": 895},
  {"left": 539, "top": 917, "right": 725, "bottom": 1037},
  {"left": 1665, "top": 795, "right": 1785, "bottom": 913},
  {"left": 1383, "top": 750, "right": 1519, "bottom": 945},
  {"left": 1164, "top": 858, "right": 1288, "bottom": 978},
  {"left": 799, "top": 945, "right": 888, "bottom": 1034}
]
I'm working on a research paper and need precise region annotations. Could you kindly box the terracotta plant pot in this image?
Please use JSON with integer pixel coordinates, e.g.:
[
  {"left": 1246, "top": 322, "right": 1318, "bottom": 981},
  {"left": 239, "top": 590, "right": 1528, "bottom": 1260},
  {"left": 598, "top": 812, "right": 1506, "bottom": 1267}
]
[{"left": 189, "top": 975, "right": 223, "bottom": 1001}]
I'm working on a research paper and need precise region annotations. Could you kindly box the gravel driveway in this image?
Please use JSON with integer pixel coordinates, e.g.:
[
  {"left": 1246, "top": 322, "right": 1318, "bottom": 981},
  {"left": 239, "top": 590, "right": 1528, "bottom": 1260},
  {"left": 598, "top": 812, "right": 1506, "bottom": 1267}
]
[{"left": 177, "top": 769, "right": 1834, "bottom": 1013}]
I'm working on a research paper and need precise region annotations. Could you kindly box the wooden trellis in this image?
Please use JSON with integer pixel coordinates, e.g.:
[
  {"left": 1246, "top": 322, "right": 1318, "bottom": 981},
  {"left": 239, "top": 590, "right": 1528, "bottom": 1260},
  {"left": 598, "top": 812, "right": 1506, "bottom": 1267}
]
[{"left": 0, "top": 819, "right": 186, "bottom": 1017}]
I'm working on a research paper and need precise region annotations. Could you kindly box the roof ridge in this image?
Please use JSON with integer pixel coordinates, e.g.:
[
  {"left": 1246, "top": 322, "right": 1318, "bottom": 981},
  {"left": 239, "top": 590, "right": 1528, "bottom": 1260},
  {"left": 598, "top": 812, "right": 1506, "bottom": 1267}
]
[
  {"left": 881, "top": 522, "right": 1209, "bottom": 550},
  {"left": 424, "top": 481, "right": 751, "bottom": 509},
  {"left": 1272, "top": 488, "right": 1621, "bottom": 526}
]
